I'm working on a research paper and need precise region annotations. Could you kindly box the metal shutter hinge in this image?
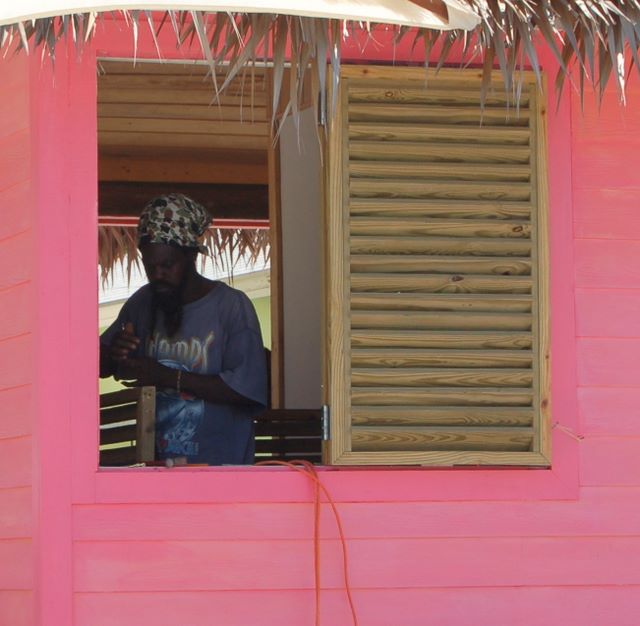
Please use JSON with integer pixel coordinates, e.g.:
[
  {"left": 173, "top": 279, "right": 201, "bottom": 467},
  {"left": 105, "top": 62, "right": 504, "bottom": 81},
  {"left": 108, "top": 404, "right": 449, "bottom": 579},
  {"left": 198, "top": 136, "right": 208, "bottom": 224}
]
[{"left": 322, "top": 405, "right": 331, "bottom": 441}]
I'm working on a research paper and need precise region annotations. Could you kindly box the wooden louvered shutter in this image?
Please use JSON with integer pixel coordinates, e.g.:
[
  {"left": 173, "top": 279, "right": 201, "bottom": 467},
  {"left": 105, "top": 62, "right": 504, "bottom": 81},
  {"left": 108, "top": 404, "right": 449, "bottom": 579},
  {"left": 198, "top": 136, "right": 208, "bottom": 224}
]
[{"left": 325, "top": 66, "right": 550, "bottom": 466}]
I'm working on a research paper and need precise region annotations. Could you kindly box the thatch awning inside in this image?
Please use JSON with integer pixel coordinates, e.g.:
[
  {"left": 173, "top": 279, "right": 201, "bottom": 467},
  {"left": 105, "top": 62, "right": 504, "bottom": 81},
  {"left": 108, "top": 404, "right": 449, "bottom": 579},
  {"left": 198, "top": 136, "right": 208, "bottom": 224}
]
[{"left": 98, "top": 216, "right": 270, "bottom": 285}]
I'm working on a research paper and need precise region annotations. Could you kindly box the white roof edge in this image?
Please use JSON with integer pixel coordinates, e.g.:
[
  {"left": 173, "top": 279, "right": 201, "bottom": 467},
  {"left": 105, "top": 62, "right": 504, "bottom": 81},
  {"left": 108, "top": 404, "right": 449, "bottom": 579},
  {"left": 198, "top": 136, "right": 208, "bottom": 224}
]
[{"left": 0, "top": 1, "right": 479, "bottom": 31}]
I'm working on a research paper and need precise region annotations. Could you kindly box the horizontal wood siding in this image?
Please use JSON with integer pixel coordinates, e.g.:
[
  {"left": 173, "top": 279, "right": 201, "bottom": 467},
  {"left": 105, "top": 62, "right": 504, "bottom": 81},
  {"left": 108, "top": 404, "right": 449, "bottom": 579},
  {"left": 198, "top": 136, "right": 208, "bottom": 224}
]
[
  {"left": 0, "top": 591, "right": 33, "bottom": 626},
  {"left": 74, "top": 587, "right": 640, "bottom": 626},
  {"left": 0, "top": 488, "right": 31, "bottom": 539},
  {"left": 74, "top": 535, "right": 640, "bottom": 591},
  {"left": 0, "top": 53, "right": 34, "bottom": 623},
  {"left": 71, "top": 495, "right": 640, "bottom": 623},
  {"left": 572, "top": 79, "right": 640, "bottom": 495},
  {"left": 578, "top": 387, "right": 640, "bottom": 436},
  {"left": 72, "top": 487, "right": 640, "bottom": 540}
]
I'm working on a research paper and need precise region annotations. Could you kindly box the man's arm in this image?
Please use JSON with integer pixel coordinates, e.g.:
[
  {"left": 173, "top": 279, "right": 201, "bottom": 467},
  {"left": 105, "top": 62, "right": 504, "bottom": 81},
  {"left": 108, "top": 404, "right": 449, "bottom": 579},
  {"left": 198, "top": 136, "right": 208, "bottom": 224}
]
[{"left": 118, "top": 357, "right": 258, "bottom": 406}]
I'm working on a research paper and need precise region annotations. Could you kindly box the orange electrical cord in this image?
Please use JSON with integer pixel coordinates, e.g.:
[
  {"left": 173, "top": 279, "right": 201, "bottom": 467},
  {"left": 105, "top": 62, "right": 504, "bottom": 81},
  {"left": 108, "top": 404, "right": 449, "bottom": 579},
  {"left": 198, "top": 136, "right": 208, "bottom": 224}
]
[{"left": 256, "top": 460, "right": 359, "bottom": 626}]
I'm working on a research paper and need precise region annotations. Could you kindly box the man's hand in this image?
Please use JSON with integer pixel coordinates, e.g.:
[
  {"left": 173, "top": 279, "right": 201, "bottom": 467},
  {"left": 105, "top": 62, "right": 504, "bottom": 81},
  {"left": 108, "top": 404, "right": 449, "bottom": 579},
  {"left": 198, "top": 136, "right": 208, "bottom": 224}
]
[
  {"left": 117, "top": 357, "right": 173, "bottom": 388},
  {"left": 109, "top": 321, "right": 141, "bottom": 362}
]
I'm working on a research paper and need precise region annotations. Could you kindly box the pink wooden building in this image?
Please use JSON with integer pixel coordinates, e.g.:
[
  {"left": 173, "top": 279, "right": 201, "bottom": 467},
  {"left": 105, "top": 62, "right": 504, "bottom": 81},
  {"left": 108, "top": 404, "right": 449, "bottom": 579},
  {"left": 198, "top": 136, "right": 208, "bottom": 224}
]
[{"left": 2, "top": 5, "right": 640, "bottom": 625}]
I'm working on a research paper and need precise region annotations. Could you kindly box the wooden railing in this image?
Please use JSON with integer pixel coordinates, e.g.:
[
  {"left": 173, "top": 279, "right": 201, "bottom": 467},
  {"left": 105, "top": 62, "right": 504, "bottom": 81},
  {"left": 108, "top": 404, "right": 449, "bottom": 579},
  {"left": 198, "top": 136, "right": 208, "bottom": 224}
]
[
  {"left": 99, "top": 388, "right": 322, "bottom": 466},
  {"left": 99, "top": 387, "right": 156, "bottom": 466},
  {"left": 254, "top": 409, "right": 322, "bottom": 464}
]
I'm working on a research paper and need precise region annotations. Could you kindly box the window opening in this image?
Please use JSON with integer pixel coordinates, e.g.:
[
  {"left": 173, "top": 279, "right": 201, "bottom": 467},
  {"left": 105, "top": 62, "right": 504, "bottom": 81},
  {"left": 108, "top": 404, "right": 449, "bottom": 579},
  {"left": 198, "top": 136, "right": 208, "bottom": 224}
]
[
  {"left": 97, "top": 59, "right": 324, "bottom": 467},
  {"left": 96, "top": 60, "right": 549, "bottom": 469}
]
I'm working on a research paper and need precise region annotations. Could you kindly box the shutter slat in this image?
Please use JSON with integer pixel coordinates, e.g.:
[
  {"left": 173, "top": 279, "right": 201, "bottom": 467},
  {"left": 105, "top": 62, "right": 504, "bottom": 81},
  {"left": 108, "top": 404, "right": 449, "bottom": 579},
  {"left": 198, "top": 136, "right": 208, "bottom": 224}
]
[
  {"left": 350, "top": 217, "right": 531, "bottom": 238},
  {"left": 347, "top": 71, "right": 516, "bottom": 88},
  {"left": 349, "top": 160, "right": 530, "bottom": 182},
  {"left": 350, "top": 254, "right": 531, "bottom": 275},
  {"left": 347, "top": 86, "right": 530, "bottom": 107},
  {"left": 351, "top": 388, "right": 533, "bottom": 406},
  {"left": 349, "top": 141, "right": 531, "bottom": 164},
  {"left": 350, "top": 179, "right": 531, "bottom": 201},
  {"left": 351, "top": 406, "right": 533, "bottom": 427},
  {"left": 351, "top": 426, "right": 533, "bottom": 452},
  {"left": 351, "top": 348, "right": 533, "bottom": 368},
  {"left": 350, "top": 198, "right": 530, "bottom": 219},
  {"left": 351, "top": 311, "right": 531, "bottom": 331},
  {"left": 351, "top": 368, "right": 533, "bottom": 388},
  {"left": 350, "top": 273, "right": 532, "bottom": 294},
  {"left": 348, "top": 103, "right": 530, "bottom": 126},
  {"left": 349, "top": 123, "right": 530, "bottom": 145},
  {"left": 351, "top": 330, "right": 532, "bottom": 350},
  {"left": 350, "top": 236, "right": 532, "bottom": 256},
  {"left": 350, "top": 294, "right": 532, "bottom": 313}
]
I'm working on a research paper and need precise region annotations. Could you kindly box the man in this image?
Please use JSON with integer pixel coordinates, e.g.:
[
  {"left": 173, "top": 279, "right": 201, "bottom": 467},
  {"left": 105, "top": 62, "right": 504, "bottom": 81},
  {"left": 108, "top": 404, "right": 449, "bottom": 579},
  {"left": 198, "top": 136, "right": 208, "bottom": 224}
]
[{"left": 100, "top": 193, "right": 268, "bottom": 465}]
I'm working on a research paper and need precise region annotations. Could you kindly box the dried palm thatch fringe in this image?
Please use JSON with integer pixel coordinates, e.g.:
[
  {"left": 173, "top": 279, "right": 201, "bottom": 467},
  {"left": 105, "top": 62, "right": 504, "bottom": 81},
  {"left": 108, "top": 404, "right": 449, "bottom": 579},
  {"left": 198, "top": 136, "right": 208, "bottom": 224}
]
[
  {"left": 98, "top": 224, "right": 270, "bottom": 286},
  {"left": 2, "top": 3, "right": 640, "bottom": 128},
  {"left": 415, "top": 0, "right": 640, "bottom": 106}
]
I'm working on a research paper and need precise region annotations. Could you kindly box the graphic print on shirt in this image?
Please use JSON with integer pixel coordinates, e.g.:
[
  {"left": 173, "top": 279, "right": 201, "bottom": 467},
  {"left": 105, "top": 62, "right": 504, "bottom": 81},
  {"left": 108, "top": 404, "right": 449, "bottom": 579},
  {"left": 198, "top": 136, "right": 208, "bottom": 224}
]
[
  {"left": 147, "top": 331, "right": 215, "bottom": 458},
  {"left": 147, "top": 330, "right": 215, "bottom": 372}
]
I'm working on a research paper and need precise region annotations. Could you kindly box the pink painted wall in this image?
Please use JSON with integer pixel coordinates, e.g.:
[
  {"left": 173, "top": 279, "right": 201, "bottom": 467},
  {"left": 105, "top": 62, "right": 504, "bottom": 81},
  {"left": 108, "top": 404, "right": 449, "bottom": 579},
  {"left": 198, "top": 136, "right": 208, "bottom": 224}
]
[
  {"left": 0, "top": 51, "right": 35, "bottom": 626},
  {"left": 572, "top": 84, "right": 640, "bottom": 491},
  {"left": 3, "top": 22, "right": 640, "bottom": 626}
]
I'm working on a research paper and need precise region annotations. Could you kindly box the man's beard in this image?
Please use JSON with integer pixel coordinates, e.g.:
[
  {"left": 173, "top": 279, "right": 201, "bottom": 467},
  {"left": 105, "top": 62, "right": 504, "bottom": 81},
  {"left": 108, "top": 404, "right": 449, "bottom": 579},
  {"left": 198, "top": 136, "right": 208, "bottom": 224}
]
[{"left": 150, "top": 282, "right": 185, "bottom": 338}]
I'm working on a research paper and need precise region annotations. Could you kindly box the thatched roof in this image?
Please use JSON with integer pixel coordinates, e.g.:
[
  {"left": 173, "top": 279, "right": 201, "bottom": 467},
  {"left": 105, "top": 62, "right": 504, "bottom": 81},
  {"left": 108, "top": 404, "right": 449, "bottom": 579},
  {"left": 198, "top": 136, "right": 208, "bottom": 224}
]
[
  {"left": 2, "top": 2, "right": 640, "bottom": 113},
  {"left": 5, "top": 3, "right": 640, "bottom": 282},
  {"left": 98, "top": 221, "right": 270, "bottom": 285}
]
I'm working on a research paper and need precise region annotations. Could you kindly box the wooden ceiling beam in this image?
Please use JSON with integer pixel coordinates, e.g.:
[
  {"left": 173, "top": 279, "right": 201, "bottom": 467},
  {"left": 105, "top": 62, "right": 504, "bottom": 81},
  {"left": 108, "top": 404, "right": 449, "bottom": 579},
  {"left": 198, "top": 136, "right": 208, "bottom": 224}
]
[
  {"left": 98, "top": 117, "right": 269, "bottom": 136},
  {"left": 98, "top": 73, "right": 267, "bottom": 93},
  {"left": 99, "top": 181, "right": 268, "bottom": 220},
  {"left": 98, "top": 88, "right": 269, "bottom": 107},
  {"left": 98, "top": 102, "right": 268, "bottom": 121},
  {"left": 99, "top": 132, "right": 269, "bottom": 150},
  {"left": 99, "top": 153, "right": 268, "bottom": 185}
]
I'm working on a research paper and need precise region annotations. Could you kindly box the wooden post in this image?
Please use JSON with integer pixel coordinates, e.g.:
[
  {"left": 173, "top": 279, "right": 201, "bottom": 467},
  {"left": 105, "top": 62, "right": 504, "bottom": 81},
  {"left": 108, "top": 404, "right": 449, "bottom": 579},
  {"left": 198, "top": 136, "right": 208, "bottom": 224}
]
[
  {"left": 135, "top": 386, "right": 156, "bottom": 463},
  {"left": 267, "top": 70, "right": 285, "bottom": 408}
]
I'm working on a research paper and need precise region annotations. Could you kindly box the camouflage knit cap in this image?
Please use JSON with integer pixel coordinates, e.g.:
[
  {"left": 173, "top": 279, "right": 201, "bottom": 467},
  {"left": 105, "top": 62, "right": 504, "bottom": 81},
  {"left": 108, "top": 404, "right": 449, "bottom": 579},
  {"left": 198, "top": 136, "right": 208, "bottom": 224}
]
[{"left": 137, "top": 193, "right": 210, "bottom": 253}]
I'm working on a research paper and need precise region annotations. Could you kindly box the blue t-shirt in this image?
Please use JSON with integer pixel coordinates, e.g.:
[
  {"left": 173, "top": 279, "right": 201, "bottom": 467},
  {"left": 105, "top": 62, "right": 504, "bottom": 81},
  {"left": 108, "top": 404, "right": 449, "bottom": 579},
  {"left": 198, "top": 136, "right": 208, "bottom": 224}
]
[{"left": 100, "top": 282, "right": 268, "bottom": 465}]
